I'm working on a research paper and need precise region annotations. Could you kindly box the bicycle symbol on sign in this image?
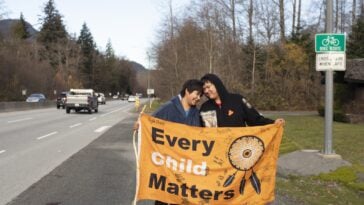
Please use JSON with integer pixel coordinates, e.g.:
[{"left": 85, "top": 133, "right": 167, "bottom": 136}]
[{"left": 322, "top": 36, "right": 340, "bottom": 46}]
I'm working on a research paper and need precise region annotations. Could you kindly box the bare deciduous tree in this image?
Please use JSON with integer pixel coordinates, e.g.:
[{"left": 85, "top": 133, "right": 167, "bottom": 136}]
[
  {"left": 255, "top": 0, "right": 280, "bottom": 44},
  {"left": 292, "top": 0, "right": 297, "bottom": 35},
  {"left": 352, "top": 0, "right": 356, "bottom": 24},
  {"left": 336, "top": 0, "right": 339, "bottom": 32},
  {"left": 248, "top": 0, "right": 254, "bottom": 43},
  {"left": 296, "top": 0, "right": 301, "bottom": 34},
  {"left": 215, "top": 0, "right": 238, "bottom": 42},
  {"left": 279, "top": 0, "right": 286, "bottom": 43},
  {"left": 0, "top": 0, "right": 8, "bottom": 20}
]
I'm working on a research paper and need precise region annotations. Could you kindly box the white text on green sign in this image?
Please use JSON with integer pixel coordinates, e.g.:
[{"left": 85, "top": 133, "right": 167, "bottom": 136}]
[{"left": 315, "top": 34, "right": 346, "bottom": 52}]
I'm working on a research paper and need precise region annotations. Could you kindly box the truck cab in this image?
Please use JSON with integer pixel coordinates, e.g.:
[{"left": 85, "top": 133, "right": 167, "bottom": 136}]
[{"left": 65, "top": 89, "right": 98, "bottom": 114}]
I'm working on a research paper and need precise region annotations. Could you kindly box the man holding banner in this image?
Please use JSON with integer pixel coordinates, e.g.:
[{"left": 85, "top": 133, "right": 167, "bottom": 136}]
[
  {"left": 152, "top": 79, "right": 204, "bottom": 128},
  {"left": 199, "top": 73, "right": 285, "bottom": 128},
  {"left": 135, "top": 79, "right": 204, "bottom": 205}
]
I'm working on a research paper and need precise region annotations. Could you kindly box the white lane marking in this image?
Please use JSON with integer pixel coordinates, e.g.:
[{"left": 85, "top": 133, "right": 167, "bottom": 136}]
[
  {"left": 100, "top": 108, "right": 124, "bottom": 117},
  {"left": 37, "top": 131, "right": 58, "bottom": 140},
  {"left": 7, "top": 117, "right": 33, "bottom": 123},
  {"left": 0, "top": 150, "right": 6, "bottom": 154},
  {"left": 69, "top": 123, "right": 82, "bottom": 128},
  {"left": 94, "top": 126, "right": 111, "bottom": 133},
  {"left": 89, "top": 117, "right": 97, "bottom": 121}
]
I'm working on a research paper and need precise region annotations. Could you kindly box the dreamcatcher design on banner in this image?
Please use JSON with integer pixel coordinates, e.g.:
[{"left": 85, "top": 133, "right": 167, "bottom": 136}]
[{"left": 223, "top": 135, "right": 265, "bottom": 195}]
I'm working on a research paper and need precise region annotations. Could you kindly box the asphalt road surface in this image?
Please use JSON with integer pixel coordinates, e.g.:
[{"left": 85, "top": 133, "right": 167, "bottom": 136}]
[{"left": 0, "top": 100, "right": 150, "bottom": 205}]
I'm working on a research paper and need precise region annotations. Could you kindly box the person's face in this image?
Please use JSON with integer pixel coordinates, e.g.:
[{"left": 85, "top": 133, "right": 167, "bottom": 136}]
[
  {"left": 185, "top": 90, "right": 201, "bottom": 106},
  {"left": 203, "top": 81, "right": 218, "bottom": 99}
]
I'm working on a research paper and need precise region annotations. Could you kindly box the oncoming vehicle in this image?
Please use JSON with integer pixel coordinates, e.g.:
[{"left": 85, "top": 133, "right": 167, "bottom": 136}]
[
  {"left": 65, "top": 89, "right": 98, "bottom": 114},
  {"left": 96, "top": 92, "right": 106, "bottom": 104},
  {"left": 121, "top": 94, "right": 129, "bottom": 101},
  {"left": 127, "top": 95, "right": 136, "bottom": 102},
  {"left": 56, "top": 92, "right": 68, "bottom": 109},
  {"left": 26, "top": 93, "right": 46, "bottom": 103}
]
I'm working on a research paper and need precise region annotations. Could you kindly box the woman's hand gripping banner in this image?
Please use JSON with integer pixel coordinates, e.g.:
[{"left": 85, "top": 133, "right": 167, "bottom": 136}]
[{"left": 135, "top": 114, "right": 283, "bottom": 205}]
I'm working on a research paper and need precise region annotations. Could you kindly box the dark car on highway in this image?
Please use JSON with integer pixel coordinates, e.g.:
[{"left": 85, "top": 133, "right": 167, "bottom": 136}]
[{"left": 56, "top": 92, "right": 68, "bottom": 109}]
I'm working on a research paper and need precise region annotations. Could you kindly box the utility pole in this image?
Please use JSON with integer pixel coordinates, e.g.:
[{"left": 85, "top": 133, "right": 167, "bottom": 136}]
[
  {"left": 147, "top": 52, "right": 150, "bottom": 90},
  {"left": 147, "top": 52, "right": 151, "bottom": 108},
  {"left": 324, "top": 0, "right": 334, "bottom": 155}
]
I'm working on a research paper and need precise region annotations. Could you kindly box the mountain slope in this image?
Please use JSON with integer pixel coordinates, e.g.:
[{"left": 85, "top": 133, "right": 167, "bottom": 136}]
[
  {"left": 0, "top": 19, "right": 38, "bottom": 40},
  {"left": 130, "top": 61, "right": 146, "bottom": 72}
]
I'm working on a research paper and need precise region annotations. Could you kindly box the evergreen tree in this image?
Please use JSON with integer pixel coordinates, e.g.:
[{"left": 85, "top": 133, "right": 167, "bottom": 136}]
[
  {"left": 77, "top": 22, "right": 96, "bottom": 88},
  {"left": 104, "top": 40, "right": 117, "bottom": 93},
  {"left": 37, "top": 0, "right": 67, "bottom": 44},
  {"left": 100, "top": 40, "right": 133, "bottom": 95},
  {"left": 105, "top": 39, "right": 115, "bottom": 59},
  {"left": 12, "top": 13, "right": 30, "bottom": 39},
  {"left": 347, "top": 15, "right": 364, "bottom": 58},
  {"left": 37, "top": 0, "right": 68, "bottom": 69}
]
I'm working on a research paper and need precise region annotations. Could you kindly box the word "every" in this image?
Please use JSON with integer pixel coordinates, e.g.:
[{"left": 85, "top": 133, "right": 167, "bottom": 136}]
[{"left": 152, "top": 127, "right": 215, "bottom": 156}]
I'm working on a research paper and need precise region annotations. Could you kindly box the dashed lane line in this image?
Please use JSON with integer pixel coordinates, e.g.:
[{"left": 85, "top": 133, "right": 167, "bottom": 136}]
[
  {"left": 7, "top": 117, "right": 33, "bottom": 123},
  {"left": 89, "top": 117, "right": 97, "bottom": 121},
  {"left": 69, "top": 123, "right": 82, "bottom": 128},
  {"left": 0, "top": 150, "right": 6, "bottom": 154},
  {"left": 100, "top": 108, "right": 124, "bottom": 117},
  {"left": 37, "top": 131, "right": 58, "bottom": 140},
  {"left": 94, "top": 126, "right": 111, "bottom": 133}
]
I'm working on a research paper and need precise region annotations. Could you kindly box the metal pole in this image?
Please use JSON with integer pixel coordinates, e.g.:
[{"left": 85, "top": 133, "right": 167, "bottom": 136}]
[
  {"left": 147, "top": 53, "right": 151, "bottom": 108},
  {"left": 324, "top": 0, "right": 334, "bottom": 155},
  {"left": 147, "top": 53, "right": 150, "bottom": 90}
]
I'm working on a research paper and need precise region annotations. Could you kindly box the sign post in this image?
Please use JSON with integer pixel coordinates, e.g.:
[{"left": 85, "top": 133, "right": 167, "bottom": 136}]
[
  {"left": 147, "top": 88, "right": 154, "bottom": 108},
  {"left": 315, "top": 20, "right": 346, "bottom": 154}
]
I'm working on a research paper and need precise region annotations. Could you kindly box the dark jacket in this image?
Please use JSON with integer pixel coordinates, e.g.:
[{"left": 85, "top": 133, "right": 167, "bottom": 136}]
[
  {"left": 200, "top": 74, "right": 274, "bottom": 127},
  {"left": 153, "top": 95, "right": 201, "bottom": 126}
]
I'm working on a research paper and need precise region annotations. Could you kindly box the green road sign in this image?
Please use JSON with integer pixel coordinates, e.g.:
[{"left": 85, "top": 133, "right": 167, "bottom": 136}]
[{"left": 315, "top": 34, "right": 346, "bottom": 52}]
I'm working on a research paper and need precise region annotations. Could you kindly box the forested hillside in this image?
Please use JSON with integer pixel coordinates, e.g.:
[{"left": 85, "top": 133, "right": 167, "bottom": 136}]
[
  {"left": 0, "top": 0, "right": 142, "bottom": 101},
  {"left": 149, "top": 0, "right": 364, "bottom": 110},
  {"left": 1, "top": 0, "right": 363, "bottom": 110}
]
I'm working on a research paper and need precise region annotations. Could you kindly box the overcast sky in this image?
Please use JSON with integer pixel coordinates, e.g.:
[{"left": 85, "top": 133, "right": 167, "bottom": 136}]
[
  {"left": 2, "top": 0, "right": 190, "bottom": 68},
  {"left": 1, "top": 0, "right": 321, "bottom": 68}
]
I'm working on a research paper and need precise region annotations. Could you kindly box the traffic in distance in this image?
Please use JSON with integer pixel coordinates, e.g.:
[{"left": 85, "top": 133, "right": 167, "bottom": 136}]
[{"left": 25, "top": 88, "right": 142, "bottom": 114}]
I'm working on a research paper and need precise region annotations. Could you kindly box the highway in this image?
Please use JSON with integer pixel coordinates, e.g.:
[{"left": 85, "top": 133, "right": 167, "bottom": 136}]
[{"left": 0, "top": 100, "right": 139, "bottom": 205}]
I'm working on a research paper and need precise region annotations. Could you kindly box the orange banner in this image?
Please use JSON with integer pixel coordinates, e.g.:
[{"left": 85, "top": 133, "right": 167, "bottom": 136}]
[{"left": 135, "top": 114, "right": 283, "bottom": 205}]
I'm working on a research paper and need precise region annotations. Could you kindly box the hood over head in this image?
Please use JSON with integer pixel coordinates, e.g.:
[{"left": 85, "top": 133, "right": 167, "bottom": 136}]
[{"left": 200, "top": 73, "right": 229, "bottom": 102}]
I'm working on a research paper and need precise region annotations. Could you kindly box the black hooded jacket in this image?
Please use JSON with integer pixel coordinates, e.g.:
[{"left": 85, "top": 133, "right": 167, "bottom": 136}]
[{"left": 200, "top": 74, "right": 274, "bottom": 127}]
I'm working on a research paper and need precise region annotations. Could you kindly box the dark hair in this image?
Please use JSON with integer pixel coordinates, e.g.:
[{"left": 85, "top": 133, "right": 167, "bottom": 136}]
[
  {"left": 180, "top": 79, "right": 203, "bottom": 97},
  {"left": 200, "top": 73, "right": 229, "bottom": 101}
]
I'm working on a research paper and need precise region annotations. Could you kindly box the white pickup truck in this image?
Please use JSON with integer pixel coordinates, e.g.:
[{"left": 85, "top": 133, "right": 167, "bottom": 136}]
[{"left": 65, "top": 89, "right": 98, "bottom": 114}]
